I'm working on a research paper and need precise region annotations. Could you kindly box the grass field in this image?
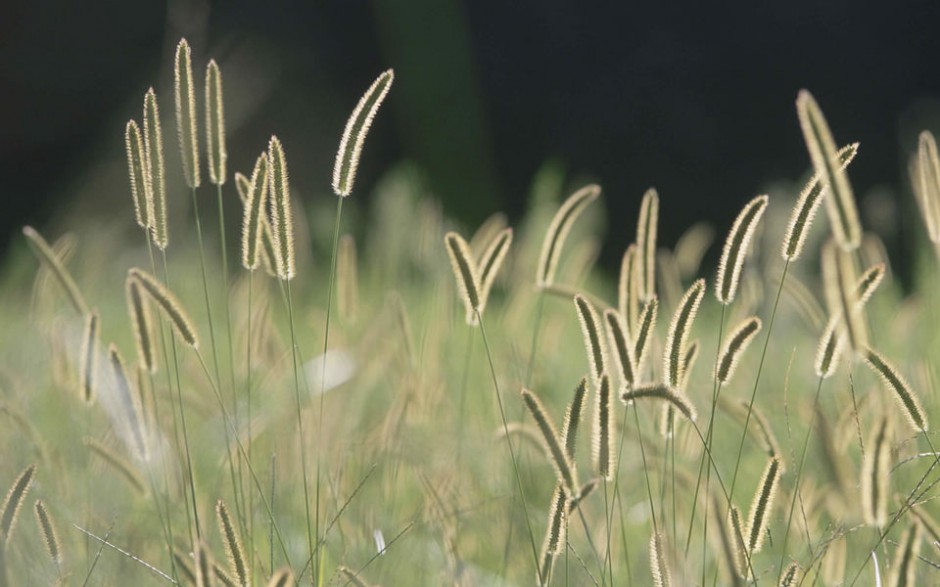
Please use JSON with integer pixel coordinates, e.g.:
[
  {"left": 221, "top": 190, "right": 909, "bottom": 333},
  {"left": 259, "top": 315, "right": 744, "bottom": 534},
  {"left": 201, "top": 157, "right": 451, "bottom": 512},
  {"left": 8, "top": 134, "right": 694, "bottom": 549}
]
[{"left": 2, "top": 38, "right": 940, "bottom": 586}]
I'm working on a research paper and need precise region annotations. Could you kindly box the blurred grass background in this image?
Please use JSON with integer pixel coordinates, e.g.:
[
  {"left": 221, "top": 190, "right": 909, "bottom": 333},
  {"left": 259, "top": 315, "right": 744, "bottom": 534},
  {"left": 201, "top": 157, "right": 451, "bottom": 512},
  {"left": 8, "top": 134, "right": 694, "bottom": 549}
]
[{"left": 5, "top": 0, "right": 940, "bottom": 276}]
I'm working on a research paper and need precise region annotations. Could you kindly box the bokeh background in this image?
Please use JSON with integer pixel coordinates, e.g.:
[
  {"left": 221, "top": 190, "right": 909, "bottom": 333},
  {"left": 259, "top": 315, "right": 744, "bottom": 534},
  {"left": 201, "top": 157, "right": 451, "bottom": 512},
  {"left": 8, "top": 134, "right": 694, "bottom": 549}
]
[{"left": 5, "top": 0, "right": 940, "bottom": 281}]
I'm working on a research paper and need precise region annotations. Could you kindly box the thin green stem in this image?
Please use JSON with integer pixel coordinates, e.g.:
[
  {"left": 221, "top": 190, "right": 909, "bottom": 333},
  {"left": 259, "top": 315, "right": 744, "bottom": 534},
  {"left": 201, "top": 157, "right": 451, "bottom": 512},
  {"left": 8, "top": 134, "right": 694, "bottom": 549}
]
[
  {"left": 477, "top": 313, "right": 543, "bottom": 582},
  {"left": 777, "top": 376, "right": 824, "bottom": 578},
  {"left": 525, "top": 291, "right": 546, "bottom": 387},
  {"left": 727, "top": 260, "right": 790, "bottom": 506},
  {"left": 685, "top": 304, "right": 726, "bottom": 556},
  {"left": 160, "top": 250, "right": 201, "bottom": 541},
  {"left": 285, "top": 280, "right": 316, "bottom": 580},
  {"left": 312, "top": 196, "right": 345, "bottom": 584}
]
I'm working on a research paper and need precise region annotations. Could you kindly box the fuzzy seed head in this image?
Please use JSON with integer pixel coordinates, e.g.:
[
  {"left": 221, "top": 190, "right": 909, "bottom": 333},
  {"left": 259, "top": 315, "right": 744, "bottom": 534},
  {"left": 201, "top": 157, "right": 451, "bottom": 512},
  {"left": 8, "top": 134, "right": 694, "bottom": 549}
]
[
  {"left": 143, "top": 88, "right": 168, "bottom": 249},
  {"left": 125, "top": 119, "right": 153, "bottom": 229},
  {"left": 536, "top": 184, "right": 600, "bottom": 287},
  {"left": 174, "top": 38, "right": 200, "bottom": 188},
  {"left": 444, "top": 231, "right": 481, "bottom": 325},
  {"left": 267, "top": 136, "right": 295, "bottom": 280},
  {"left": 637, "top": 188, "right": 659, "bottom": 302},
  {"left": 796, "top": 90, "right": 862, "bottom": 250},
  {"left": 205, "top": 59, "right": 227, "bottom": 185},
  {"left": 716, "top": 195, "right": 768, "bottom": 304},
  {"left": 782, "top": 142, "right": 859, "bottom": 260},
  {"left": 664, "top": 279, "right": 705, "bottom": 388},
  {"left": 333, "top": 69, "right": 394, "bottom": 196}
]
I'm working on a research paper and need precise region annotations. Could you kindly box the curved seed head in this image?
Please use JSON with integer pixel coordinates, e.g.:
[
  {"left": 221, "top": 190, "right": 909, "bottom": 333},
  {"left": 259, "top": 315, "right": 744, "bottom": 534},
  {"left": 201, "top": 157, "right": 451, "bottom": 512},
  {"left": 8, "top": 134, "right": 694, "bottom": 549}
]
[
  {"left": 444, "top": 231, "right": 481, "bottom": 325},
  {"left": 124, "top": 119, "right": 153, "bottom": 229},
  {"left": 664, "top": 279, "right": 705, "bottom": 388},
  {"left": 782, "top": 142, "right": 858, "bottom": 260},
  {"left": 333, "top": 69, "right": 394, "bottom": 197},
  {"left": 267, "top": 136, "right": 294, "bottom": 280},
  {"left": 143, "top": 88, "right": 168, "bottom": 249},
  {"left": 205, "top": 59, "right": 227, "bottom": 185},
  {"left": 174, "top": 38, "right": 200, "bottom": 188},
  {"left": 796, "top": 90, "right": 861, "bottom": 250},
  {"left": 536, "top": 184, "right": 600, "bottom": 287},
  {"left": 637, "top": 188, "right": 659, "bottom": 302},
  {"left": 716, "top": 195, "right": 768, "bottom": 305}
]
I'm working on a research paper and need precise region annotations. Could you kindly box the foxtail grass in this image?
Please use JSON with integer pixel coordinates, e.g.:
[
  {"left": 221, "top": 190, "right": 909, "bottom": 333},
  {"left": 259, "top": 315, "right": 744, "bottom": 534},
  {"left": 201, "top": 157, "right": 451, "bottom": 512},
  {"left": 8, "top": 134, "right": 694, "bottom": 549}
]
[
  {"left": 917, "top": 131, "right": 940, "bottom": 243},
  {"left": 781, "top": 142, "right": 859, "bottom": 261},
  {"left": 663, "top": 279, "right": 705, "bottom": 388},
  {"left": 574, "top": 294, "right": 606, "bottom": 387},
  {"left": 715, "top": 195, "right": 768, "bottom": 305},
  {"left": 861, "top": 417, "right": 891, "bottom": 528},
  {"left": 796, "top": 89, "right": 862, "bottom": 250},
  {"left": 715, "top": 316, "right": 761, "bottom": 384},
  {"left": 332, "top": 70, "right": 394, "bottom": 197},
  {"left": 129, "top": 268, "right": 199, "bottom": 348},
  {"left": 33, "top": 500, "right": 61, "bottom": 568},
  {"left": 536, "top": 184, "right": 600, "bottom": 288},
  {"left": 521, "top": 388, "right": 578, "bottom": 496},
  {"left": 637, "top": 188, "right": 659, "bottom": 302},
  {"left": 216, "top": 499, "right": 248, "bottom": 587},
  {"left": 143, "top": 88, "right": 168, "bottom": 249},
  {"left": 556, "top": 379, "right": 586, "bottom": 452},
  {"left": 125, "top": 119, "right": 153, "bottom": 229},
  {"left": 79, "top": 310, "right": 99, "bottom": 402},
  {"left": 0, "top": 465, "right": 35, "bottom": 546},
  {"left": 127, "top": 278, "right": 156, "bottom": 374},
  {"left": 174, "top": 39, "right": 200, "bottom": 189},
  {"left": 22, "top": 227, "right": 88, "bottom": 315}
]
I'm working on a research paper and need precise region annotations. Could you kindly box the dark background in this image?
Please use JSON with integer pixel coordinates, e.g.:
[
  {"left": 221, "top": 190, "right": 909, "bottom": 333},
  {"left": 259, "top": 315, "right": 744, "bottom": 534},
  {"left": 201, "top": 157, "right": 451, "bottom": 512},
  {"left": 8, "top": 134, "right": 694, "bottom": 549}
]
[{"left": 4, "top": 0, "right": 940, "bottom": 277}]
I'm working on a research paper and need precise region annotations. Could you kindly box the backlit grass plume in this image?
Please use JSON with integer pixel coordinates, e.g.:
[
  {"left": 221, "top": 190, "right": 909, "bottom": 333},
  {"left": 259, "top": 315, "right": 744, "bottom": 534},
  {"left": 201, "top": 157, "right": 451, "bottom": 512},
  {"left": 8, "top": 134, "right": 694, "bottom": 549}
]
[
  {"left": 129, "top": 268, "right": 199, "bottom": 348},
  {"left": 22, "top": 226, "right": 88, "bottom": 315},
  {"left": 267, "top": 136, "right": 294, "bottom": 280},
  {"left": 538, "top": 484, "right": 566, "bottom": 586},
  {"left": 637, "top": 188, "right": 659, "bottom": 302},
  {"left": 650, "top": 531, "right": 672, "bottom": 587},
  {"left": 633, "top": 296, "right": 658, "bottom": 376},
  {"left": 746, "top": 456, "right": 780, "bottom": 554},
  {"left": 444, "top": 231, "right": 481, "bottom": 325},
  {"left": 476, "top": 227, "right": 512, "bottom": 314},
  {"left": 536, "top": 184, "right": 600, "bottom": 288},
  {"left": 205, "top": 59, "right": 226, "bottom": 185},
  {"left": 175, "top": 38, "right": 200, "bottom": 188},
  {"left": 715, "top": 316, "right": 761, "bottom": 384},
  {"left": 605, "top": 309, "right": 637, "bottom": 390},
  {"left": 592, "top": 373, "right": 614, "bottom": 480},
  {"left": 0, "top": 464, "right": 35, "bottom": 546},
  {"left": 560, "top": 377, "right": 588, "bottom": 460},
  {"left": 716, "top": 195, "right": 768, "bottom": 304},
  {"left": 916, "top": 130, "right": 940, "bottom": 243},
  {"left": 618, "top": 244, "right": 640, "bottom": 334},
  {"left": 216, "top": 499, "right": 248, "bottom": 587},
  {"left": 796, "top": 90, "right": 861, "bottom": 250},
  {"left": 332, "top": 69, "right": 394, "bottom": 197},
  {"left": 782, "top": 142, "right": 859, "bottom": 261},
  {"left": 241, "top": 152, "right": 269, "bottom": 271},
  {"left": 124, "top": 119, "right": 153, "bottom": 229},
  {"left": 574, "top": 294, "right": 606, "bottom": 388},
  {"left": 33, "top": 500, "right": 60, "bottom": 566},
  {"left": 521, "top": 388, "right": 578, "bottom": 496},
  {"left": 621, "top": 383, "right": 697, "bottom": 422},
  {"left": 663, "top": 279, "right": 705, "bottom": 388},
  {"left": 864, "top": 348, "right": 927, "bottom": 432},
  {"left": 79, "top": 309, "right": 99, "bottom": 402},
  {"left": 143, "top": 88, "right": 168, "bottom": 249},
  {"left": 861, "top": 416, "right": 890, "bottom": 527},
  {"left": 126, "top": 278, "right": 155, "bottom": 374}
]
